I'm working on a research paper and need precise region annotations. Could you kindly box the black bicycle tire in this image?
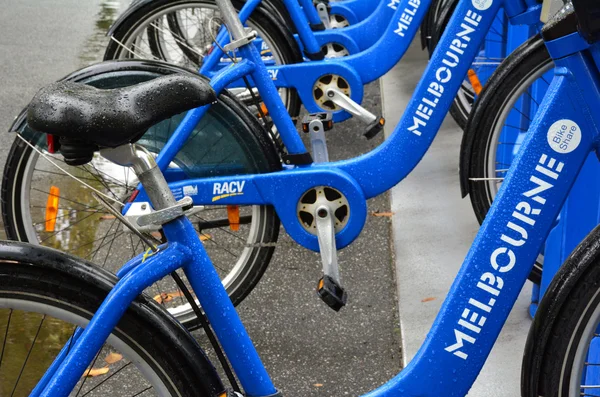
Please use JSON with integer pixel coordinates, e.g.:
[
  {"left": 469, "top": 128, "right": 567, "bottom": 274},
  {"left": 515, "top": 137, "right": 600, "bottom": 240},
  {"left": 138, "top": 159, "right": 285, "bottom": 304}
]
[
  {"left": 463, "top": 35, "right": 550, "bottom": 284},
  {"left": 0, "top": 258, "right": 225, "bottom": 396},
  {"left": 522, "top": 226, "right": 600, "bottom": 396},
  {"left": 103, "top": 0, "right": 302, "bottom": 120}
]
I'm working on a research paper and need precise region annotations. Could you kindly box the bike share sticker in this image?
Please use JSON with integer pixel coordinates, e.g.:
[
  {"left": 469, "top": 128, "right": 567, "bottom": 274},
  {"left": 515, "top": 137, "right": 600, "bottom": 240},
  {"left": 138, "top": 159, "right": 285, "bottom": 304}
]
[
  {"left": 472, "top": 0, "right": 493, "bottom": 10},
  {"left": 547, "top": 119, "right": 581, "bottom": 154}
]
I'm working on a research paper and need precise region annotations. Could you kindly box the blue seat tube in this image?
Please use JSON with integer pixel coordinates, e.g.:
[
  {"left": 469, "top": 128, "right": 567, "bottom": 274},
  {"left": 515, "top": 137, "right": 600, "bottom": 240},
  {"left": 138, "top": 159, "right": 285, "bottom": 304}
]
[
  {"left": 298, "top": 0, "right": 324, "bottom": 27},
  {"left": 163, "top": 218, "right": 277, "bottom": 396},
  {"left": 238, "top": 43, "right": 309, "bottom": 156},
  {"left": 199, "top": 0, "right": 262, "bottom": 75},
  {"left": 282, "top": 0, "right": 323, "bottom": 55}
]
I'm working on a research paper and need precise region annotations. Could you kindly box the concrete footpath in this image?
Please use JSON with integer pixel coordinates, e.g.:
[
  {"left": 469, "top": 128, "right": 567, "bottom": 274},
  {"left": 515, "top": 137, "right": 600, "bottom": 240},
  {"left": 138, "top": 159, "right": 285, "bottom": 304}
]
[{"left": 383, "top": 40, "right": 533, "bottom": 395}]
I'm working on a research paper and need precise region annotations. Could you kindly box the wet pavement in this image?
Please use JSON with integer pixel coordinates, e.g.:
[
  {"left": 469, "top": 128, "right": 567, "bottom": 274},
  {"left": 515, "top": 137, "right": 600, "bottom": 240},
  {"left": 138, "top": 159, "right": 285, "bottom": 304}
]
[{"left": 0, "top": 1, "right": 401, "bottom": 396}]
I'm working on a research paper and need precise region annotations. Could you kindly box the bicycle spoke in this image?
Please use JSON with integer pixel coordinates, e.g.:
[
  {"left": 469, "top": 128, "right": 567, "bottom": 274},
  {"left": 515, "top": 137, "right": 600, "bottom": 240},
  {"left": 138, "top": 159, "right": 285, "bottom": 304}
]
[
  {"left": 32, "top": 207, "right": 106, "bottom": 228},
  {"left": 31, "top": 187, "right": 100, "bottom": 211},
  {"left": 80, "top": 361, "right": 133, "bottom": 396},
  {"left": 85, "top": 163, "right": 123, "bottom": 201},
  {"left": 503, "top": 124, "right": 528, "bottom": 132},
  {"left": 49, "top": 156, "right": 130, "bottom": 189},
  {"left": 11, "top": 315, "right": 46, "bottom": 397},
  {"left": 102, "top": 224, "right": 121, "bottom": 266},
  {"left": 201, "top": 233, "right": 239, "bottom": 259},
  {"left": 87, "top": 230, "right": 124, "bottom": 262},
  {"left": 75, "top": 346, "right": 104, "bottom": 396},
  {"left": 39, "top": 211, "right": 104, "bottom": 244},
  {"left": 33, "top": 168, "right": 123, "bottom": 186},
  {"left": 66, "top": 230, "right": 126, "bottom": 255},
  {"left": 194, "top": 213, "right": 249, "bottom": 243},
  {"left": 131, "top": 386, "right": 153, "bottom": 396},
  {"left": 0, "top": 309, "right": 13, "bottom": 369}
]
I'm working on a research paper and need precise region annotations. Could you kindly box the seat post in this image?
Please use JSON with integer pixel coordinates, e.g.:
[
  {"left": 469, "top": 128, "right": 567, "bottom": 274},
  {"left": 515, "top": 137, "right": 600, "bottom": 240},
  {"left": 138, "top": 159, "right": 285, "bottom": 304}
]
[
  {"left": 100, "top": 144, "right": 176, "bottom": 211},
  {"left": 215, "top": 0, "right": 248, "bottom": 40}
]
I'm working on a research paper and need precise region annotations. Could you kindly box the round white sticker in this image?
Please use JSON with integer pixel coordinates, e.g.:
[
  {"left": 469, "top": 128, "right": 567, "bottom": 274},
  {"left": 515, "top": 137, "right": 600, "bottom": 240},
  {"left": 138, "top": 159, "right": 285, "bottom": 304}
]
[
  {"left": 472, "top": 0, "right": 493, "bottom": 10},
  {"left": 547, "top": 119, "right": 581, "bottom": 154}
]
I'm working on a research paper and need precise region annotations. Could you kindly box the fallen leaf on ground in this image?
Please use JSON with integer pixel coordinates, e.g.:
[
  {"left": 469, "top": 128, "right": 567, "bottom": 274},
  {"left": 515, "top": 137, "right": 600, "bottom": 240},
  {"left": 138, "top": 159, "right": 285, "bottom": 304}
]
[
  {"left": 200, "top": 234, "right": 212, "bottom": 241},
  {"left": 370, "top": 211, "right": 395, "bottom": 218},
  {"left": 421, "top": 297, "right": 436, "bottom": 303},
  {"left": 82, "top": 366, "right": 109, "bottom": 377},
  {"left": 104, "top": 352, "right": 123, "bottom": 364},
  {"left": 153, "top": 291, "right": 185, "bottom": 304}
]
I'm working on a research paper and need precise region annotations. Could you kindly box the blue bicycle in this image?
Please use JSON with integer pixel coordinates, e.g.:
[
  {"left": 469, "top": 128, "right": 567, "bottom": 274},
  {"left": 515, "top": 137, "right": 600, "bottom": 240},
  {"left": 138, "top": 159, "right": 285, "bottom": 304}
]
[
  {"left": 1, "top": 0, "right": 549, "bottom": 326},
  {"left": 3, "top": 0, "right": 600, "bottom": 395}
]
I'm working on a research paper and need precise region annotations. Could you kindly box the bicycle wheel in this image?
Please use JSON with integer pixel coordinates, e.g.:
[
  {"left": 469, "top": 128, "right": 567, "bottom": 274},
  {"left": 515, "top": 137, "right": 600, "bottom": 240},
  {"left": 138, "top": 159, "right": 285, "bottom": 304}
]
[
  {"left": 522, "top": 225, "right": 600, "bottom": 397},
  {"left": 463, "top": 35, "right": 551, "bottom": 283},
  {"left": 428, "top": 2, "right": 509, "bottom": 129},
  {"left": 104, "top": 0, "right": 302, "bottom": 120},
  {"left": 0, "top": 256, "right": 224, "bottom": 396},
  {"left": 2, "top": 61, "right": 281, "bottom": 328}
]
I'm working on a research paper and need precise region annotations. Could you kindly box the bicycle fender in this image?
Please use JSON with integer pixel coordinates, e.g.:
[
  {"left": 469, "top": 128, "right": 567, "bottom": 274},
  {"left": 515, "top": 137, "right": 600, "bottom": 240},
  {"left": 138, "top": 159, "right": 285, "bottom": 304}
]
[
  {"left": 0, "top": 240, "right": 226, "bottom": 394},
  {"left": 521, "top": 224, "right": 600, "bottom": 396},
  {"left": 458, "top": 34, "right": 545, "bottom": 197}
]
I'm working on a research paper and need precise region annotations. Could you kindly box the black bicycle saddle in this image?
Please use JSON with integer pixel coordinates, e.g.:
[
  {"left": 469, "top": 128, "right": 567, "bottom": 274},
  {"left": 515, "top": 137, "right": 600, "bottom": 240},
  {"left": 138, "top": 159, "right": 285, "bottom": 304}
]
[{"left": 27, "top": 74, "right": 217, "bottom": 164}]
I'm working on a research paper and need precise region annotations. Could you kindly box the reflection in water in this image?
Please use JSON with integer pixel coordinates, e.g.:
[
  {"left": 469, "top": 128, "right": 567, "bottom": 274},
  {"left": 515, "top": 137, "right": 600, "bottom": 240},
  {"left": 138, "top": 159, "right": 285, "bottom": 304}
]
[
  {"left": 79, "top": 0, "right": 124, "bottom": 66},
  {"left": 0, "top": 310, "right": 74, "bottom": 396},
  {"left": 31, "top": 152, "right": 133, "bottom": 260},
  {"left": 2, "top": 1, "right": 129, "bottom": 391}
]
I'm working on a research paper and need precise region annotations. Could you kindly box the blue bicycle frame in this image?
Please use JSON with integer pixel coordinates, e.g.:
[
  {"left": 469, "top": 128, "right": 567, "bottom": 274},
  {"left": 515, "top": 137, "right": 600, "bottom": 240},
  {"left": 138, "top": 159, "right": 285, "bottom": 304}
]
[
  {"left": 222, "top": 0, "right": 395, "bottom": 61},
  {"left": 184, "top": 0, "right": 544, "bottom": 129},
  {"left": 36, "top": 0, "right": 600, "bottom": 396},
  {"left": 147, "top": 0, "right": 544, "bottom": 252}
]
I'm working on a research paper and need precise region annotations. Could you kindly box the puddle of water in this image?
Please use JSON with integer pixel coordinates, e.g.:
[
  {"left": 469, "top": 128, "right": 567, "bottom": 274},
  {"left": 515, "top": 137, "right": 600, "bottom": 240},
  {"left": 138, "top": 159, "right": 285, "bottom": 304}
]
[
  {"left": 0, "top": 3, "right": 131, "bottom": 386},
  {"left": 78, "top": 0, "right": 127, "bottom": 66},
  {"left": 0, "top": 309, "right": 74, "bottom": 395}
]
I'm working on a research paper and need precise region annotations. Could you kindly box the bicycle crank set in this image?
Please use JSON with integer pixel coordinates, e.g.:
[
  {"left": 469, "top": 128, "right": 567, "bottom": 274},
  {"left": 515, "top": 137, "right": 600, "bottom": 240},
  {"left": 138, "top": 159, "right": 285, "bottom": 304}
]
[
  {"left": 312, "top": 74, "right": 385, "bottom": 139},
  {"left": 298, "top": 186, "right": 350, "bottom": 311}
]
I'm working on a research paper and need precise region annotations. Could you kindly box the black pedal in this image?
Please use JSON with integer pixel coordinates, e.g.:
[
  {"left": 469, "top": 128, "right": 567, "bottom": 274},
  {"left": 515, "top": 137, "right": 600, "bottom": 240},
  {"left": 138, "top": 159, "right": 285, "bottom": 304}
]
[
  {"left": 364, "top": 117, "right": 386, "bottom": 140},
  {"left": 302, "top": 113, "right": 334, "bottom": 133},
  {"left": 317, "top": 275, "right": 347, "bottom": 311}
]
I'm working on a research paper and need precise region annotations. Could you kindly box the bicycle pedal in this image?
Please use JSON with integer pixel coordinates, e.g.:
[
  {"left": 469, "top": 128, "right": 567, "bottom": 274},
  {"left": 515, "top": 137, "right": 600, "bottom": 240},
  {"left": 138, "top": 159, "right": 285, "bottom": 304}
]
[
  {"left": 317, "top": 275, "right": 347, "bottom": 311},
  {"left": 302, "top": 113, "right": 334, "bottom": 133},
  {"left": 364, "top": 117, "right": 386, "bottom": 140}
]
